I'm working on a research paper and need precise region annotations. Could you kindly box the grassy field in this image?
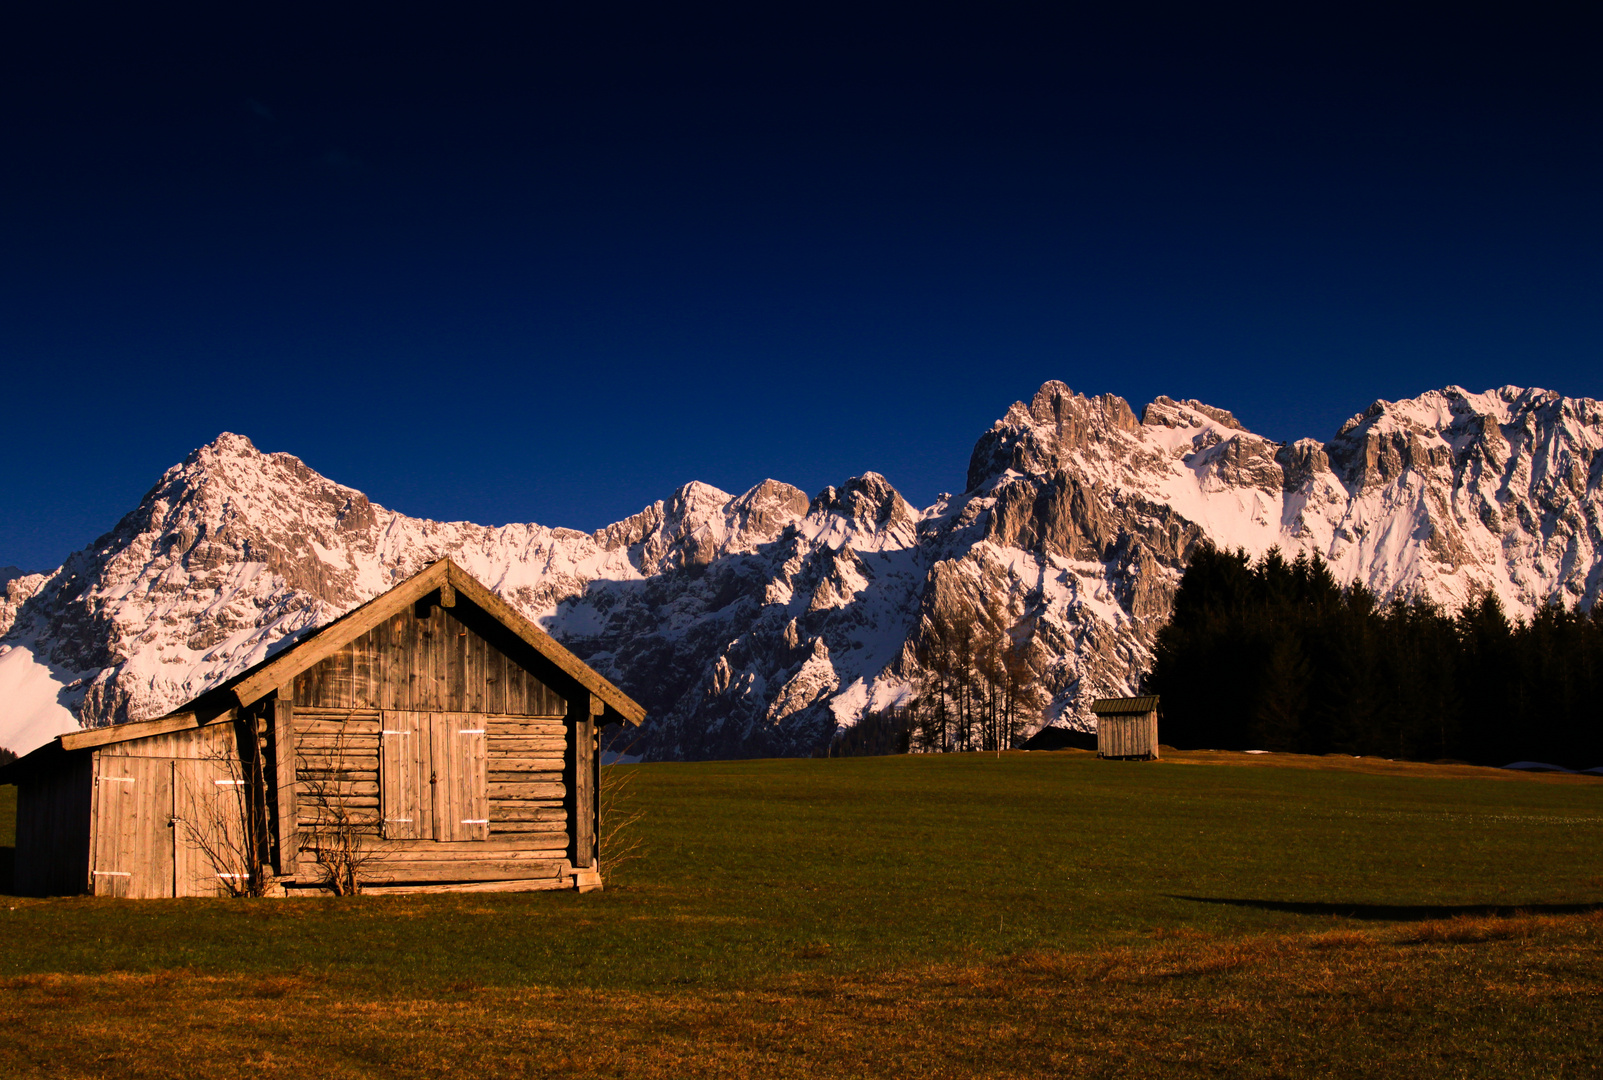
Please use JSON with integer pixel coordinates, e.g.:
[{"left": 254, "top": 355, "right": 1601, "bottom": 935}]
[{"left": 1, "top": 750, "right": 1600, "bottom": 1077}]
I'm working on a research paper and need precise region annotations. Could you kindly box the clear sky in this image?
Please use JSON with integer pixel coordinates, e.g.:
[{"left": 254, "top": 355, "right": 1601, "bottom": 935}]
[{"left": 3, "top": 4, "right": 1600, "bottom": 573}]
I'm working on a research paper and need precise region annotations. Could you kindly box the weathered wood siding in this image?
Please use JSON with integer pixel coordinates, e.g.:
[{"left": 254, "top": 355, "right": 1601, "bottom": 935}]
[
  {"left": 92, "top": 721, "right": 253, "bottom": 898},
  {"left": 13, "top": 754, "right": 92, "bottom": 897},
  {"left": 291, "top": 710, "right": 568, "bottom": 847},
  {"left": 286, "top": 603, "right": 575, "bottom": 890},
  {"left": 567, "top": 704, "right": 597, "bottom": 871},
  {"left": 1096, "top": 712, "right": 1160, "bottom": 760},
  {"left": 291, "top": 603, "right": 565, "bottom": 715}
]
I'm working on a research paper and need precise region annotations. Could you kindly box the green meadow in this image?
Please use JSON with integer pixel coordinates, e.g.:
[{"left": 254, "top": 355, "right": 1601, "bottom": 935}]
[{"left": 2, "top": 751, "right": 1600, "bottom": 1077}]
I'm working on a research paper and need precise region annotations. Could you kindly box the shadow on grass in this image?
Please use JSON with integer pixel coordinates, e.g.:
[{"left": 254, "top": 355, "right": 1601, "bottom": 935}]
[
  {"left": 1171, "top": 895, "right": 1603, "bottom": 921},
  {"left": 0, "top": 847, "right": 12, "bottom": 895}
]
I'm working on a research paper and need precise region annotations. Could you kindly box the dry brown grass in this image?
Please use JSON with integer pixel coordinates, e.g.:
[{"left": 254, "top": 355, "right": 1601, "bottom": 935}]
[
  {"left": 3, "top": 909, "right": 1599, "bottom": 1078},
  {"left": 1160, "top": 748, "right": 1603, "bottom": 785}
]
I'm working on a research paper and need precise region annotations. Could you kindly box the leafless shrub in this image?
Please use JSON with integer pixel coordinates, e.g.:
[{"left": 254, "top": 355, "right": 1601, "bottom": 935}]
[
  {"left": 173, "top": 721, "right": 270, "bottom": 897},
  {"left": 296, "top": 721, "right": 386, "bottom": 896},
  {"left": 598, "top": 727, "right": 647, "bottom": 884}
]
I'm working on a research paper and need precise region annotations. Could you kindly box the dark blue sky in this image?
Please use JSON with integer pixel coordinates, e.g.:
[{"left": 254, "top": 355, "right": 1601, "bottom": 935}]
[{"left": 3, "top": 4, "right": 1600, "bottom": 572}]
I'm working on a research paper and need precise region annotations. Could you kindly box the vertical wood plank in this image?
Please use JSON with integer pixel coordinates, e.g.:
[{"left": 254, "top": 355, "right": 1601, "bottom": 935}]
[
  {"left": 144, "top": 757, "right": 174, "bottom": 899},
  {"left": 568, "top": 694, "right": 597, "bottom": 871},
  {"left": 382, "top": 613, "right": 400, "bottom": 710},
  {"left": 465, "top": 621, "right": 485, "bottom": 715},
  {"left": 469, "top": 719, "right": 488, "bottom": 840},
  {"left": 430, "top": 710, "right": 450, "bottom": 840},
  {"left": 448, "top": 613, "right": 467, "bottom": 712},
  {"left": 483, "top": 636, "right": 504, "bottom": 715},
  {"left": 274, "top": 689, "right": 298, "bottom": 877},
  {"left": 367, "top": 627, "right": 382, "bottom": 709},
  {"left": 86, "top": 752, "right": 101, "bottom": 894},
  {"left": 400, "top": 608, "right": 419, "bottom": 711},
  {"left": 367, "top": 619, "right": 383, "bottom": 710},
  {"left": 415, "top": 609, "right": 433, "bottom": 712},
  {"left": 377, "top": 616, "right": 394, "bottom": 710},
  {"left": 306, "top": 651, "right": 326, "bottom": 709},
  {"left": 432, "top": 712, "right": 489, "bottom": 842},
  {"left": 508, "top": 655, "right": 528, "bottom": 717},
  {"left": 433, "top": 606, "right": 449, "bottom": 713},
  {"left": 334, "top": 644, "right": 356, "bottom": 709},
  {"left": 541, "top": 674, "right": 560, "bottom": 715},
  {"left": 351, "top": 632, "right": 372, "bottom": 710},
  {"left": 380, "top": 710, "right": 421, "bottom": 840}
]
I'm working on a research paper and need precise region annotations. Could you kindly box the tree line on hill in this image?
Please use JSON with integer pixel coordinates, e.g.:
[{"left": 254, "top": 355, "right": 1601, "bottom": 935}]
[
  {"left": 1146, "top": 545, "right": 1603, "bottom": 769},
  {"left": 821, "top": 592, "right": 1049, "bottom": 757}
]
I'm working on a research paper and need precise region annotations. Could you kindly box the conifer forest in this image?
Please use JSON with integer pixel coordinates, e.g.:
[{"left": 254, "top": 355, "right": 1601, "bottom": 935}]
[{"left": 1147, "top": 546, "right": 1603, "bottom": 769}]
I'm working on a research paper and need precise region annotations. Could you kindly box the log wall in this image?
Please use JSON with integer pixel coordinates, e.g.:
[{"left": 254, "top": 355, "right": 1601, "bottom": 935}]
[{"left": 289, "top": 706, "right": 571, "bottom": 889}]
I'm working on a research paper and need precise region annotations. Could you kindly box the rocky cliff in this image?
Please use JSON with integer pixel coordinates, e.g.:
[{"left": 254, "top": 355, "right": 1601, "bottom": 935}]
[{"left": 2, "top": 382, "right": 1598, "bottom": 757}]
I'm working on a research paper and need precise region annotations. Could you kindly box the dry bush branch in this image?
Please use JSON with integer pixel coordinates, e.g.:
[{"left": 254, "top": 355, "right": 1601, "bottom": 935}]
[
  {"left": 296, "top": 718, "right": 387, "bottom": 895},
  {"left": 599, "top": 727, "right": 647, "bottom": 884},
  {"left": 172, "top": 719, "right": 270, "bottom": 897}
]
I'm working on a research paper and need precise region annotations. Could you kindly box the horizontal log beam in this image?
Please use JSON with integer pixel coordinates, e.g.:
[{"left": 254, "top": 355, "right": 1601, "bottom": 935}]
[
  {"left": 490, "top": 781, "right": 565, "bottom": 799},
  {"left": 356, "top": 876, "right": 571, "bottom": 895},
  {"left": 361, "top": 859, "right": 567, "bottom": 882}
]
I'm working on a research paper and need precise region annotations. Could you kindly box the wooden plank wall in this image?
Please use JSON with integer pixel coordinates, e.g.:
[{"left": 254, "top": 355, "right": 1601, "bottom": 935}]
[
  {"left": 1097, "top": 712, "right": 1159, "bottom": 760},
  {"left": 95, "top": 722, "right": 249, "bottom": 898},
  {"left": 488, "top": 714, "right": 567, "bottom": 849},
  {"left": 566, "top": 701, "right": 596, "bottom": 871},
  {"left": 292, "top": 604, "right": 566, "bottom": 716},
  {"left": 283, "top": 602, "right": 579, "bottom": 890},
  {"left": 12, "top": 754, "right": 92, "bottom": 897},
  {"left": 295, "top": 707, "right": 382, "bottom": 839},
  {"left": 291, "top": 707, "right": 569, "bottom": 888}
]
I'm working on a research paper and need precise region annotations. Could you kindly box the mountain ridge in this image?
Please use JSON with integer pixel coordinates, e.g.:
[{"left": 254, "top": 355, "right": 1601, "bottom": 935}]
[{"left": 2, "top": 381, "right": 1599, "bottom": 759}]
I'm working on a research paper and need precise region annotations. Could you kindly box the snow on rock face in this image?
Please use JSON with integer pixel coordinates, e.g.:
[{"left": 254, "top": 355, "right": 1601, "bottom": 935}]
[{"left": 3, "top": 382, "right": 1601, "bottom": 759}]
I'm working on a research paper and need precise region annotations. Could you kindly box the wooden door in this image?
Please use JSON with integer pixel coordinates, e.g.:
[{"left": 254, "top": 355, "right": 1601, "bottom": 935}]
[
  {"left": 433, "top": 713, "right": 488, "bottom": 842},
  {"left": 380, "top": 710, "right": 431, "bottom": 839},
  {"left": 91, "top": 756, "right": 174, "bottom": 898},
  {"left": 172, "top": 755, "right": 251, "bottom": 897},
  {"left": 381, "top": 711, "right": 487, "bottom": 841}
]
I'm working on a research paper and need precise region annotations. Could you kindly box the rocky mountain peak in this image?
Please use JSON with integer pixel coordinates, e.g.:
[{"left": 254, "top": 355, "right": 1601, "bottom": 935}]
[
  {"left": 966, "top": 383, "right": 1143, "bottom": 492},
  {"left": 806, "top": 473, "right": 917, "bottom": 550},
  {"left": 1140, "top": 396, "right": 1245, "bottom": 431},
  {"left": 4, "top": 381, "right": 1600, "bottom": 760}
]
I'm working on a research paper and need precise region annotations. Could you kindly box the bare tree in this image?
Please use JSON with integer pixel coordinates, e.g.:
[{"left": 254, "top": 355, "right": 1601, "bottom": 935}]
[
  {"left": 172, "top": 719, "right": 270, "bottom": 897},
  {"left": 910, "top": 589, "right": 1049, "bottom": 755},
  {"left": 296, "top": 722, "right": 385, "bottom": 896}
]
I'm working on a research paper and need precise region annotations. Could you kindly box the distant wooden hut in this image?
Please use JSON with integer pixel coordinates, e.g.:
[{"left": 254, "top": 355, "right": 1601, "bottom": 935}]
[
  {"left": 0, "top": 558, "right": 645, "bottom": 898},
  {"left": 1090, "top": 696, "right": 1160, "bottom": 760}
]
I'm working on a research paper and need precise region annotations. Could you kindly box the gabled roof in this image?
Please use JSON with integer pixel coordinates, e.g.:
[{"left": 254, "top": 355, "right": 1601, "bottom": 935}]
[
  {"left": 30, "top": 558, "right": 645, "bottom": 759},
  {"left": 1089, "top": 695, "right": 1159, "bottom": 716},
  {"left": 228, "top": 557, "right": 645, "bottom": 724}
]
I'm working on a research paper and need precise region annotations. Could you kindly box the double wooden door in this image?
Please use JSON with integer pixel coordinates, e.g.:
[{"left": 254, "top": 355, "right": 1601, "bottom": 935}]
[
  {"left": 379, "top": 711, "right": 488, "bottom": 841},
  {"left": 91, "top": 754, "right": 248, "bottom": 897}
]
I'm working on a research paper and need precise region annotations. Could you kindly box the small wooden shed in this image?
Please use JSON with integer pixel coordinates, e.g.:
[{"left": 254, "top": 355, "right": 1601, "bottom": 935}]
[
  {"left": 1090, "top": 696, "right": 1160, "bottom": 761},
  {"left": 0, "top": 558, "right": 646, "bottom": 897}
]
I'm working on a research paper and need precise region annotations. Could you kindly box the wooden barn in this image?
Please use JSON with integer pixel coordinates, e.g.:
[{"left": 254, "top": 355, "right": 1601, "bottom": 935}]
[
  {"left": 1091, "top": 696, "right": 1160, "bottom": 761},
  {"left": 0, "top": 558, "right": 645, "bottom": 898}
]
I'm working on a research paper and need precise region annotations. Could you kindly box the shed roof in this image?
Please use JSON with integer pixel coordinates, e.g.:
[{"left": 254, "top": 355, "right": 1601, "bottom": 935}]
[
  {"left": 1089, "top": 695, "right": 1159, "bottom": 716},
  {"left": 3, "top": 558, "right": 646, "bottom": 769}
]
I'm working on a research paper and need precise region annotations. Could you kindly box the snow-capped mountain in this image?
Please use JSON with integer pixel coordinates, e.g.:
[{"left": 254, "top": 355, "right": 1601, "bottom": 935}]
[{"left": 2, "top": 382, "right": 1599, "bottom": 758}]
